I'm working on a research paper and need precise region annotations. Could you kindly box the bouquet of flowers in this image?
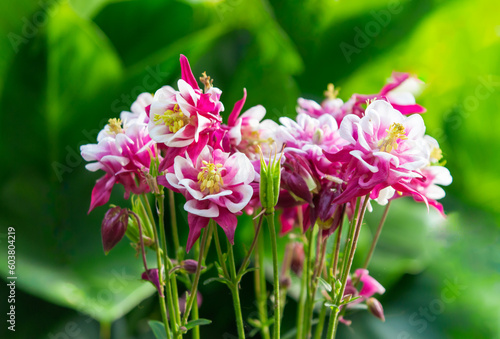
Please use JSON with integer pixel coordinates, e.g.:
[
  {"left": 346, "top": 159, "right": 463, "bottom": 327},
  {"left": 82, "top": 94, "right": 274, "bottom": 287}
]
[{"left": 81, "top": 55, "right": 452, "bottom": 339}]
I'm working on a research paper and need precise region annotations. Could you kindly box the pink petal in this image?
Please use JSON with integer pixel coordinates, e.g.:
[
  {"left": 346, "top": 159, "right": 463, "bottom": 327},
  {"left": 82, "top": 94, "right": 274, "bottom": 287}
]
[{"left": 180, "top": 54, "right": 200, "bottom": 90}]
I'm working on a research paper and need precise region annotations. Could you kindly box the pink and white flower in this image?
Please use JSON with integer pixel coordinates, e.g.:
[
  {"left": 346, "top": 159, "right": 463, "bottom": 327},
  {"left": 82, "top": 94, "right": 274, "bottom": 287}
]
[
  {"left": 326, "top": 100, "right": 428, "bottom": 204},
  {"left": 165, "top": 146, "right": 255, "bottom": 251},
  {"left": 148, "top": 55, "right": 223, "bottom": 153},
  {"left": 81, "top": 93, "right": 157, "bottom": 212}
]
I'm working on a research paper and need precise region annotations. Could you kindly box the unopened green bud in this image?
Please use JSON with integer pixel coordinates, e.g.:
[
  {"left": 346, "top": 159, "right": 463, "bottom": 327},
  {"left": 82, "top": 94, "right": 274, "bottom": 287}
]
[{"left": 259, "top": 146, "right": 283, "bottom": 211}]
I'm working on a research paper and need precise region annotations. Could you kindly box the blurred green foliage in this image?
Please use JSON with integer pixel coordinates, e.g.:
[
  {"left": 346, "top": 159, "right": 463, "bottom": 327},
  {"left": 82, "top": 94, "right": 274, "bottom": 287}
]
[{"left": 0, "top": 0, "right": 499, "bottom": 338}]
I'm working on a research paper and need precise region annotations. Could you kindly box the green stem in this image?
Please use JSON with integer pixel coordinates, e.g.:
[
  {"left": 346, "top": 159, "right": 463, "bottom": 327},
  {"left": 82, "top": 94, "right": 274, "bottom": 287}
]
[
  {"left": 228, "top": 238, "right": 246, "bottom": 339},
  {"left": 326, "top": 194, "right": 370, "bottom": 339},
  {"left": 255, "top": 222, "right": 271, "bottom": 339},
  {"left": 168, "top": 190, "right": 181, "bottom": 258},
  {"left": 302, "top": 227, "right": 316, "bottom": 339},
  {"left": 212, "top": 220, "right": 229, "bottom": 278},
  {"left": 182, "top": 227, "right": 209, "bottom": 324},
  {"left": 192, "top": 241, "right": 201, "bottom": 339},
  {"left": 266, "top": 211, "right": 280, "bottom": 339},
  {"left": 136, "top": 202, "right": 173, "bottom": 339},
  {"left": 313, "top": 305, "right": 327, "bottom": 339},
  {"left": 297, "top": 229, "right": 312, "bottom": 339},
  {"left": 99, "top": 321, "right": 111, "bottom": 339},
  {"left": 362, "top": 201, "right": 391, "bottom": 270},
  {"left": 330, "top": 205, "right": 346, "bottom": 282},
  {"left": 140, "top": 194, "right": 156, "bottom": 239},
  {"left": 237, "top": 211, "right": 265, "bottom": 279}
]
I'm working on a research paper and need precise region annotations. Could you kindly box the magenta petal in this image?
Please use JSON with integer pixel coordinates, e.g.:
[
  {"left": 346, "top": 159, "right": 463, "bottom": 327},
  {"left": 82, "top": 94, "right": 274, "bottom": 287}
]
[
  {"left": 213, "top": 211, "right": 238, "bottom": 245},
  {"left": 186, "top": 213, "right": 210, "bottom": 252},
  {"left": 142, "top": 269, "right": 163, "bottom": 297},
  {"left": 180, "top": 54, "right": 200, "bottom": 90},
  {"left": 228, "top": 88, "right": 247, "bottom": 126},
  {"left": 356, "top": 269, "right": 385, "bottom": 297},
  {"left": 88, "top": 174, "right": 115, "bottom": 213},
  {"left": 391, "top": 103, "right": 426, "bottom": 115}
]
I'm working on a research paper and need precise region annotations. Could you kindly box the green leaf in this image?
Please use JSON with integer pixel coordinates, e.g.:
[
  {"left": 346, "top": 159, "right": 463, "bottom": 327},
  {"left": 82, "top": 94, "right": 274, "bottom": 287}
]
[
  {"left": 148, "top": 320, "right": 168, "bottom": 339},
  {"left": 203, "top": 277, "right": 232, "bottom": 287},
  {"left": 184, "top": 318, "right": 212, "bottom": 331},
  {"left": 316, "top": 276, "right": 332, "bottom": 292}
]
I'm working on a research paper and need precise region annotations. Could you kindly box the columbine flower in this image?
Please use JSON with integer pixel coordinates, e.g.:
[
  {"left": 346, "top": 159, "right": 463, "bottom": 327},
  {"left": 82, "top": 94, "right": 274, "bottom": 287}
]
[
  {"left": 148, "top": 55, "right": 223, "bottom": 153},
  {"left": 165, "top": 146, "right": 255, "bottom": 251},
  {"left": 297, "top": 84, "right": 346, "bottom": 124},
  {"left": 81, "top": 94, "right": 157, "bottom": 212},
  {"left": 325, "top": 100, "right": 428, "bottom": 204},
  {"left": 346, "top": 72, "right": 426, "bottom": 118},
  {"left": 225, "top": 89, "right": 280, "bottom": 159},
  {"left": 385, "top": 135, "right": 452, "bottom": 215},
  {"left": 338, "top": 269, "right": 386, "bottom": 325}
]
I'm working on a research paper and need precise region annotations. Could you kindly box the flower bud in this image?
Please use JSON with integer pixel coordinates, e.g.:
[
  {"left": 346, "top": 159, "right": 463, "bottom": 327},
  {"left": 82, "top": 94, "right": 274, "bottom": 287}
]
[
  {"left": 280, "top": 276, "right": 291, "bottom": 289},
  {"left": 366, "top": 297, "right": 385, "bottom": 322},
  {"left": 141, "top": 268, "right": 163, "bottom": 297},
  {"left": 290, "top": 243, "right": 305, "bottom": 276},
  {"left": 259, "top": 146, "right": 282, "bottom": 211},
  {"left": 102, "top": 206, "right": 128, "bottom": 254},
  {"left": 181, "top": 259, "right": 203, "bottom": 274}
]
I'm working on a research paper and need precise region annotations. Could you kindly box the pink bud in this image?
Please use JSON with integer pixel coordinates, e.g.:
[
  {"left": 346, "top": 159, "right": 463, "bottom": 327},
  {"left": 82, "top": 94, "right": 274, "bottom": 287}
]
[
  {"left": 101, "top": 206, "right": 128, "bottom": 254},
  {"left": 291, "top": 243, "right": 305, "bottom": 276},
  {"left": 367, "top": 297, "right": 385, "bottom": 322},
  {"left": 182, "top": 259, "right": 203, "bottom": 274},
  {"left": 141, "top": 269, "right": 163, "bottom": 297}
]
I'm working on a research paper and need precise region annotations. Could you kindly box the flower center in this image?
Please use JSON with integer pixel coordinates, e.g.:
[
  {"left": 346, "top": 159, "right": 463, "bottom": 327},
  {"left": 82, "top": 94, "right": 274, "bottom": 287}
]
[
  {"left": 378, "top": 122, "right": 407, "bottom": 152},
  {"left": 430, "top": 146, "right": 443, "bottom": 162},
  {"left": 108, "top": 118, "right": 123, "bottom": 135},
  {"left": 153, "top": 104, "right": 190, "bottom": 133},
  {"left": 197, "top": 160, "right": 224, "bottom": 194}
]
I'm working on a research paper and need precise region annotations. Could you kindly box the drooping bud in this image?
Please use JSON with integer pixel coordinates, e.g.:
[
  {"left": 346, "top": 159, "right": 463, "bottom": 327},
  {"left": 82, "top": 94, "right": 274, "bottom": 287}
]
[
  {"left": 290, "top": 243, "right": 305, "bottom": 276},
  {"left": 366, "top": 297, "right": 385, "bottom": 322},
  {"left": 181, "top": 259, "right": 203, "bottom": 274},
  {"left": 102, "top": 206, "right": 128, "bottom": 254},
  {"left": 259, "top": 146, "right": 283, "bottom": 212},
  {"left": 141, "top": 268, "right": 163, "bottom": 297}
]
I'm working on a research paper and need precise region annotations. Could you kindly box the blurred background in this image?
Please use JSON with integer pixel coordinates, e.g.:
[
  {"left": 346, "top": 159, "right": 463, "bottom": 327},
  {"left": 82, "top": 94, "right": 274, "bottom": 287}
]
[{"left": 1, "top": 0, "right": 499, "bottom": 338}]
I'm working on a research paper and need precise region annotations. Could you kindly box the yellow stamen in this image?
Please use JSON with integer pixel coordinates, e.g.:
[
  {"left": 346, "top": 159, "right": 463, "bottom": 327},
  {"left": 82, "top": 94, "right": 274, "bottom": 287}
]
[
  {"left": 430, "top": 147, "right": 443, "bottom": 162},
  {"left": 153, "top": 104, "right": 189, "bottom": 133},
  {"left": 198, "top": 160, "right": 224, "bottom": 194},
  {"left": 378, "top": 122, "right": 407, "bottom": 152},
  {"left": 108, "top": 118, "right": 123, "bottom": 134},
  {"left": 200, "top": 71, "right": 213, "bottom": 93},
  {"left": 324, "top": 83, "right": 339, "bottom": 99}
]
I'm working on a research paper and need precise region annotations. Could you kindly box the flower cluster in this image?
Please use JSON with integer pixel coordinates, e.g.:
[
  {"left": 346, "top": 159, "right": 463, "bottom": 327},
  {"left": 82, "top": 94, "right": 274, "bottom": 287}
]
[
  {"left": 277, "top": 75, "right": 451, "bottom": 237},
  {"left": 81, "top": 55, "right": 452, "bottom": 337}
]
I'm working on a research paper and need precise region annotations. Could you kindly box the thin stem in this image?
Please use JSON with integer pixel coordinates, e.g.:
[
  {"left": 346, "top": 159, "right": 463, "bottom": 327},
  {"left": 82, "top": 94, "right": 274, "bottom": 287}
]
[
  {"left": 297, "top": 228, "right": 313, "bottom": 339},
  {"left": 237, "top": 211, "right": 265, "bottom": 279},
  {"left": 313, "top": 305, "right": 327, "bottom": 339},
  {"left": 192, "top": 241, "right": 201, "bottom": 339},
  {"left": 266, "top": 211, "right": 281, "bottom": 339},
  {"left": 168, "top": 190, "right": 181, "bottom": 257},
  {"left": 182, "top": 227, "right": 209, "bottom": 324},
  {"left": 156, "top": 194, "right": 181, "bottom": 338},
  {"left": 99, "top": 321, "right": 111, "bottom": 339},
  {"left": 140, "top": 194, "right": 156, "bottom": 239},
  {"left": 228, "top": 238, "right": 246, "bottom": 339},
  {"left": 131, "top": 210, "right": 172, "bottom": 339},
  {"left": 362, "top": 201, "right": 391, "bottom": 270},
  {"left": 302, "top": 226, "right": 316, "bottom": 339},
  {"left": 255, "top": 220, "right": 271, "bottom": 339},
  {"left": 326, "top": 194, "right": 370, "bottom": 339},
  {"left": 331, "top": 205, "right": 346, "bottom": 282},
  {"left": 212, "top": 220, "right": 229, "bottom": 278},
  {"left": 305, "top": 234, "right": 328, "bottom": 338}
]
